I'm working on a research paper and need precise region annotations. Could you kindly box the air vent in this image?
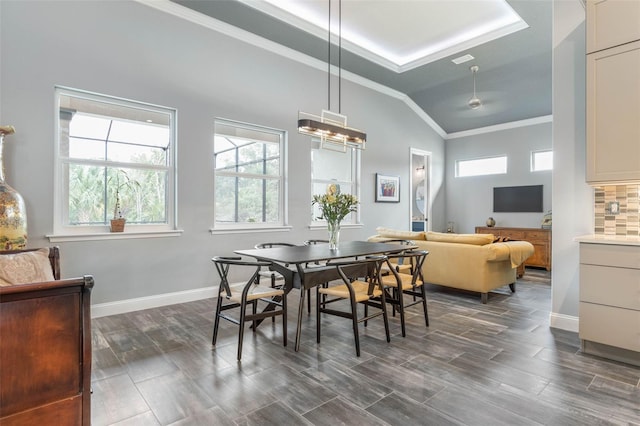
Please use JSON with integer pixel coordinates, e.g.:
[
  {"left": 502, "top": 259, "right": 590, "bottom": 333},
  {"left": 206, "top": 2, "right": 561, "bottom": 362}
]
[{"left": 452, "top": 54, "right": 474, "bottom": 65}]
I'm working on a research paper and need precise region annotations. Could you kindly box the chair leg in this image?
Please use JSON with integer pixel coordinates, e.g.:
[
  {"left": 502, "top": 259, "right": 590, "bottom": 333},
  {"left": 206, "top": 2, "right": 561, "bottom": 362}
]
[
  {"left": 481, "top": 292, "right": 488, "bottom": 304},
  {"left": 271, "top": 275, "right": 277, "bottom": 322},
  {"left": 282, "top": 293, "right": 287, "bottom": 347},
  {"left": 350, "top": 297, "right": 360, "bottom": 357},
  {"left": 509, "top": 282, "right": 516, "bottom": 293},
  {"left": 212, "top": 295, "right": 224, "bottom": 345},
  {"left": 307, "top": 288, "right": 311, "bottom": 315},
  {"left": 380, "top": 292, "right": 390, "bottom": 343},
  {"left": 364, "top": 302, "right": 369, "bottom": 327},
  {"left": 397, "top": 288, "right": 406, "bottom": 338},
  {"left": 316, "top": 287, "right": 321, "bottom": 344},
  {"left": 252, "top": 300, "right": 258, "bottom": 332},
  {"left": 392, "top": 288, "right": 398, "bottom": 317},
  {"left": 237, "top": 303, "right": 247, "bottom": 361},
  {"left": 420, "top": 285, "right": 429, "bottom": 327}
]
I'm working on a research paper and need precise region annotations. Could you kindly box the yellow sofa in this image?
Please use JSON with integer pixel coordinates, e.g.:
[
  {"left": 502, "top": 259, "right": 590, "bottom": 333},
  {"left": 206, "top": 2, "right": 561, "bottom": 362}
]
[{"left": 368, "top": 228, "right": 534, "bottom": 303}]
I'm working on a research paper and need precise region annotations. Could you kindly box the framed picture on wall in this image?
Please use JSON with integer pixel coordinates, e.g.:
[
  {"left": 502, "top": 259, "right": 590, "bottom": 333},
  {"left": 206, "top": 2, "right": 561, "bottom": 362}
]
[{"left": 375, "top": 173, "right": 400, "bottom": 202}]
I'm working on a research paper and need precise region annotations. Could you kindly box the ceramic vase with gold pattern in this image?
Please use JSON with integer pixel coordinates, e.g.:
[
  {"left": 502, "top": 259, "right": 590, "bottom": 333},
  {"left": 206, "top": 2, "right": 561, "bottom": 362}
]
[{"left": 0, "top": 126, "right": 27, "bottom": 250}]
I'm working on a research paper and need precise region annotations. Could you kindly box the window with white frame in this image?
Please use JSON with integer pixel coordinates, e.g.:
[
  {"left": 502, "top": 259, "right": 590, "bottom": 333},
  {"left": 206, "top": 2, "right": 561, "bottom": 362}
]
[
  {"left": 311, "top": 141, "right": 360, "bottom": 224},
  {"left": 54, "top": 87, "right": 176, "bottom": 236},
  {"left": 213, "top": 119, "right": 286, "bottom": 229},
  {"left": 455, "top": 155, "right": 507, "bottom": 177},
  {"left": 531, "top": 149, "right": 553, "bottom": 171}
]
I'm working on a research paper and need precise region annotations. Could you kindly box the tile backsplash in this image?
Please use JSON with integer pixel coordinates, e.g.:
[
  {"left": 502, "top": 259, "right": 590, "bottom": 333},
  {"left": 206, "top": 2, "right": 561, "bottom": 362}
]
[{"left": 594, "top": 185, "right": 640, "bottom": 236}]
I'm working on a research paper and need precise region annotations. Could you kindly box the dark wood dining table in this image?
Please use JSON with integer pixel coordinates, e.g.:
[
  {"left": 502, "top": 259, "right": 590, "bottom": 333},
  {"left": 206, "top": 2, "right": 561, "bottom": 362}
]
[{"left": 235, "top": 240, "right": 411, "bottom": 351}]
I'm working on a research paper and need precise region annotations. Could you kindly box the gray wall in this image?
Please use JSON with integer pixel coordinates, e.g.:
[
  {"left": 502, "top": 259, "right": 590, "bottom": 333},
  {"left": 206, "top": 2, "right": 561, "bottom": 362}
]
[
  {"left": 550, "top": 0, "right": 591, "bottom": 330},
  {"left": 445, "top": 122, "right": 553, "bottom": 234},
  {"left": 0, "top": 1, "right": 444, "bottom": 309}
]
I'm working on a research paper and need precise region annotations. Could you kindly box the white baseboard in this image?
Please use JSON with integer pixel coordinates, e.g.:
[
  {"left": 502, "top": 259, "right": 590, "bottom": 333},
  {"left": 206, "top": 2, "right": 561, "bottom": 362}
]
[
  {"left": 91, "top": 286, "right": 218, "bottom": 318},
  {"left": 549, "top": 312, "right": 579, "bottom": 332}
]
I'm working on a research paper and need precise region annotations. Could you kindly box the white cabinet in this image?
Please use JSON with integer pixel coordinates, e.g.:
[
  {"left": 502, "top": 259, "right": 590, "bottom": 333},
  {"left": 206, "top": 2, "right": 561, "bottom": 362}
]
[
  {"left": 579, "top": 242, "right": 640, "bottom": 364},
  {"left": 587, "top": 0, "right": 640, "bottom": 53},
  {"left": 586, "top": 40, "right": 640, "bottom": 184}
]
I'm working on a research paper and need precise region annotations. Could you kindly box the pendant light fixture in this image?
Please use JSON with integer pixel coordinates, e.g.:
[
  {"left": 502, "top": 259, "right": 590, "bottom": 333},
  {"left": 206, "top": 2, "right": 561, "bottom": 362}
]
[
  {"left": 297, "top": 0, "right": 366, "bottom": 151},
  {"left": 468, "top": 65, "right": 482, "bottom": 110}
]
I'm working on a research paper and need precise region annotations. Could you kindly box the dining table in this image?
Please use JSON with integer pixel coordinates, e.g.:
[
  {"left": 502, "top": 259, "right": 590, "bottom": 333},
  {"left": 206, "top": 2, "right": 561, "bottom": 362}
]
[{"left": 235, "top": 240, "right": 412, "bottom": 351}]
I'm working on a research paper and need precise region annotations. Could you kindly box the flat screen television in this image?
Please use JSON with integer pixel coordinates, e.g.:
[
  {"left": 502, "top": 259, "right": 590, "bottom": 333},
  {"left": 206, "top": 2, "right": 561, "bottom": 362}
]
[{"left": 493, "top": 185, "right": 543, "bottom": 212}]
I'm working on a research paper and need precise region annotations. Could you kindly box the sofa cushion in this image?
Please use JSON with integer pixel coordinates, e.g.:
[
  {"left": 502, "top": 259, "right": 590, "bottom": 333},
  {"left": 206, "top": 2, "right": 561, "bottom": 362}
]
[
  {"left": 425, "top": 231, "right": 494, "bottom": 246},
  {"left": 0, "top": 248, "right": 54, "bottom": 286},
  {"left": 375, "top": 227, "right": 426, "bottom": 241}
]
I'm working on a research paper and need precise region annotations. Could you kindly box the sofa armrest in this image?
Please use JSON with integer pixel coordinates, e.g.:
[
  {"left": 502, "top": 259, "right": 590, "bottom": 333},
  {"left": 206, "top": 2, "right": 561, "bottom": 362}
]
[{"left": 503, "top": 241, "right": 535, "bottom": 268}]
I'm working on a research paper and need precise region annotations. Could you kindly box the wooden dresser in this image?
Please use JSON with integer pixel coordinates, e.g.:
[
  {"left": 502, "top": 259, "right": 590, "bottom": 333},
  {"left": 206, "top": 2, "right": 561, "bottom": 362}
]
[{"left": 475, "top": 226, "right": 551, "bottom": 271}]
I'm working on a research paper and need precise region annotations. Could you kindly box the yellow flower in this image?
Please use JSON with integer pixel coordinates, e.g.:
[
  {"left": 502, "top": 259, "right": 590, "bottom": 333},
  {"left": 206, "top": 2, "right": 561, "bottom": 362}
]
[{"left": 312, "top": 190, "right": 358, "bottom": 224}]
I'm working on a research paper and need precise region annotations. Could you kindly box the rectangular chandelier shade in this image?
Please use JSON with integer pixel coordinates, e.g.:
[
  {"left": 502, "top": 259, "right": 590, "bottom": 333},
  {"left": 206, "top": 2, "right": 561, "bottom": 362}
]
[{"left": 297, "top": 110, "right": 366, "bottom": 150}]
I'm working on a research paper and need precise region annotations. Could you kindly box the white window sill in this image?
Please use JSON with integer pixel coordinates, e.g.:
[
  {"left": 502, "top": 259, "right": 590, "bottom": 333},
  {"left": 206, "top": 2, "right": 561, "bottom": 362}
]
[
  {"left": 47, "top": 229, "right": 184, "bottom": 242},
  {"left": 210, "top": 225, "right": 293, "bottom": 235},
  {"left": 308, "top": 223, "right": 363, "bottom": 230}
]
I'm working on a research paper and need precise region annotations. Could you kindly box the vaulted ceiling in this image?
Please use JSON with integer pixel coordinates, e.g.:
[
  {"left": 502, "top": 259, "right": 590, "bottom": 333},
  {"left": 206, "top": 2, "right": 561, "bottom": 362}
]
[{"left": 169, "top": 0, "right": 552, "bottom": 135}]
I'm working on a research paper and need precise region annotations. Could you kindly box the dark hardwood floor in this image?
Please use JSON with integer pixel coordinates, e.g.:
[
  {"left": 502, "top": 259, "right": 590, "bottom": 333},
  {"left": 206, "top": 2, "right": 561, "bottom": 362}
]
[{"left": 91, "top": 269, "right": 640, "bottom": 425}]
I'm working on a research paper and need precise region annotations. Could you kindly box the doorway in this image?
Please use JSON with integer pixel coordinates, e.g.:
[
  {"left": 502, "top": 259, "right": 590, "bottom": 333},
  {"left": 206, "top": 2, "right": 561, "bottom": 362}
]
[{"left": 410, "top": 149, "right": 431, "bottom": 232}]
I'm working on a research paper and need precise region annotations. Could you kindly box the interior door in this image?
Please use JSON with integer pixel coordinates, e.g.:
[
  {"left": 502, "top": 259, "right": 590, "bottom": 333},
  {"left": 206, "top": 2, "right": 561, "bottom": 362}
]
[{"left": 410, "top": 149, "right": 431, "bottom": 232}]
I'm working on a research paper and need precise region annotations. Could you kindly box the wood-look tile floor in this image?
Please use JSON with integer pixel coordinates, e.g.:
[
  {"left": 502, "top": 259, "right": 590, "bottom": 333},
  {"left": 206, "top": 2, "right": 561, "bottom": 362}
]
[{"left": 91, "top": 270, "right": 640, "bottom": 425}]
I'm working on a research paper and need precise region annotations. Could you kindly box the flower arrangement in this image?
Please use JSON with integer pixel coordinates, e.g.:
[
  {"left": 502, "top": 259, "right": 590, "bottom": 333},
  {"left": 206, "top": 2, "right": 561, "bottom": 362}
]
[
  {"left": 312, "top": 184, "right": 358, "bottom": 249},
  {"left": 312, "top": 183, "right": 358, "bottom": 224}
]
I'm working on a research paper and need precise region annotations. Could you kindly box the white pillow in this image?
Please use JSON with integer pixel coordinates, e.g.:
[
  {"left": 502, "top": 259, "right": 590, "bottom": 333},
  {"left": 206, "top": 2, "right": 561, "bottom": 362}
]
[{"left": 0, "top": 248, "right": 55, "bottom": 286}]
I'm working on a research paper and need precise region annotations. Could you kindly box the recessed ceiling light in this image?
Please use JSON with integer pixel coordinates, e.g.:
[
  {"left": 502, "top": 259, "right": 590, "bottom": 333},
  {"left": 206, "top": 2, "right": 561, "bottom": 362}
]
[{"left": 452, "top": 54, "right": 475, "bottom": 65}]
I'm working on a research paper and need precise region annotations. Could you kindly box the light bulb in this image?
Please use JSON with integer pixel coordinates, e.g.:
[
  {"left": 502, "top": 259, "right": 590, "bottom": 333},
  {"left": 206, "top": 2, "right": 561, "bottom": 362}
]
[{"left": 468, "top": 96, "right": 482, "bottom": 109}]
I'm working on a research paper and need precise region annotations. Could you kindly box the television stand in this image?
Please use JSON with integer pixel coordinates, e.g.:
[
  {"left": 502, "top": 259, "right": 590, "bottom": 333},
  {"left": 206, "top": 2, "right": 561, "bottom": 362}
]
[{"left": 475, "top": 226, "right": 551, "bottom": 273}]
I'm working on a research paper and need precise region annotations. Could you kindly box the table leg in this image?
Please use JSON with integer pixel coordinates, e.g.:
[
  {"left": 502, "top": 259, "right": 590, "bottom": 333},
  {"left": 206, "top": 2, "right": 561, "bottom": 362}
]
[{"left": 295, "top": 286, "right": 306, "bottom": 352}]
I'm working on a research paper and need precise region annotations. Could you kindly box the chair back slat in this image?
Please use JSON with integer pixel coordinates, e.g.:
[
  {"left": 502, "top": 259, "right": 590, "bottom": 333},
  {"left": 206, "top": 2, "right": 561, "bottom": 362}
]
[{"left": 385, "top": 250, "right": 428, "bottom": 285}]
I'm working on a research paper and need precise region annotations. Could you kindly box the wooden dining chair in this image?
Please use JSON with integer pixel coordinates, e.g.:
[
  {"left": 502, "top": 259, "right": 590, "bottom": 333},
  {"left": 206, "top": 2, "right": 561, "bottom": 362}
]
[
  {"left": 316, "top": 255, "right": 390, "bottom": 356},
  {"left": 254, "top": 242, "right": 297, "bottom": 321},
  {"left": 211, "top": 256, "right": 287, "bottom": 361},
  {"left": 378, "top": 239, "right": 415, "bottom": 275},
  {"left": 379, "top": 250, "right": 429, "bottom": 337},
  {"left": 303, "top": 239, "right": 330, "bottom": 313},
  {"left": 254, "top": 242, "right": 296, "bottom": 288}
]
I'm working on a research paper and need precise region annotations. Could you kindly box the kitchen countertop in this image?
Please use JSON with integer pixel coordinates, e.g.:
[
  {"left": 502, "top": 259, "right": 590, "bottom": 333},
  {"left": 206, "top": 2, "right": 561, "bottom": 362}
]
[{"left": 575, "top": 234, "right": 640, "bottom": 246}]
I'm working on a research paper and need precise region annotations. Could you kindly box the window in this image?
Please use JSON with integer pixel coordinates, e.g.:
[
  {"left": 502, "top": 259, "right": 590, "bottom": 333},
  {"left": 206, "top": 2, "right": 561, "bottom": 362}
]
[
  {"left": 311, "top": 141, "right": 361, "bottom": 225},
  {"left": 455, "top": 155, "right": 507, "bottom": 177},
  {"left": 213, "top": 119, "right": 286, "bottom": 229},
  {"left": 531, "top": 150, "right": 553, "bottom": 171},
  {"left": 53, "top": 87, "right": 177, "bottom": 237}
]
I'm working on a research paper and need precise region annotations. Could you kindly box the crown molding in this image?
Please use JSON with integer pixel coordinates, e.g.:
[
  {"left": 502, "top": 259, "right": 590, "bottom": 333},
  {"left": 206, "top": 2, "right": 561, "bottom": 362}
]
[
  {"left": 135, "top": 0, "right": 543, "bottom": 142},
  {"left": 134, "top": 0, "right": 446, "bottom": 138},
  {"left": 445, "top": 115, "right": 553, "bottom": 140}
]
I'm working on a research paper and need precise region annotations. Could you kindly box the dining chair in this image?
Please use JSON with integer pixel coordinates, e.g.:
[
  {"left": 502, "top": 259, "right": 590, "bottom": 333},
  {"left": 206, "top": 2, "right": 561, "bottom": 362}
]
[
  {"left": 254, "top": 242, "right": 297, "bottom": 321},
  {"left": 379, "top": 250, "right": 429, "bottom": 337},
  {"left": 316, "top": 255, "right": 390, "bottom": 356},
  {"left": 254, "top": 242, "right": 296, "bottom": 288},
  {"left": 211, "top": 256, "right": 287, "bottom": 361},
  {"left": 378, "top": 239, "right": 415, "bottom": 275},
  {"left": 303, "top": 239, "right": 330, "bottom": 314}
]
